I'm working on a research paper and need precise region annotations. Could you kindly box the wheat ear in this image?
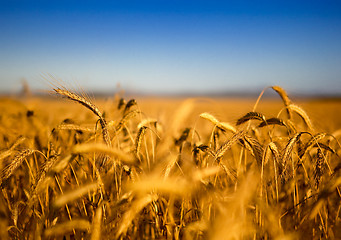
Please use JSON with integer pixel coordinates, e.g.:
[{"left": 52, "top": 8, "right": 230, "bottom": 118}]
[
  {"left": 215, "top": 131, "right": 246, "bottom": 160},
  {"left": 258, "top": 117, "right": 286, "bottom": 128},
  {"left": 287, "top": 104, "right": 314, "bottom": 131},
  {"left": 272, "top": 86, "right": 292, "bottom": 119},
  {"left": 280, "top": 132, "right": 303, "bottom": 182},
  {"left": 242, "top": 135, "right": 264, "bottom": 167},
  {"left": 200, "top": 112, "right": 236, "bottom": 133},
  {"left": 236, "top": 112, "right": 266, "bottom": 125},
  {"left": 299, "top": 133, "right": 327, "bottom": 158},
  {"left": 135, "top": 126, "right": 147, "bottom": 159},
  {"left": 0, "top": 149, "right": 35, "bottom": 183},
  {"left": 54, "top": 88, "right": 111, "bottom": 147}
]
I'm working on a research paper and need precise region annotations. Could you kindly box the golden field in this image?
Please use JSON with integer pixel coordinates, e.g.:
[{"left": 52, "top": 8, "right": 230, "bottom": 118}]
[{"left": 0, "top": 86, "right": 340, "bottom": 239}]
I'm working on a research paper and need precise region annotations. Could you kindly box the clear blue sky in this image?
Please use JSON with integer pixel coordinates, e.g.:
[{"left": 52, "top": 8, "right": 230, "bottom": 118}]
[{"left": 1, "top": 0, "right": 341, "bottom": 95}]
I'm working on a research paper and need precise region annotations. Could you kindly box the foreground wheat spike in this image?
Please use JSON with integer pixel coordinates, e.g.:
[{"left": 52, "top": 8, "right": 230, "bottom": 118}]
[{"left": 54, "top": 88, "right": 111, "bottom": 147}]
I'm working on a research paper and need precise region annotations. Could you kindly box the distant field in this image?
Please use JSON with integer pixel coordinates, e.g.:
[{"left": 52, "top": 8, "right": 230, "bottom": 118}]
[
  {"left": 0, "top": 88, "right": 340, "bottom": 239},
  {"left": 135, "top": 96, "right": 341, "bottom": 131},
  {"left": 4, "top": 95, "right": 340, "bottom": 130}
]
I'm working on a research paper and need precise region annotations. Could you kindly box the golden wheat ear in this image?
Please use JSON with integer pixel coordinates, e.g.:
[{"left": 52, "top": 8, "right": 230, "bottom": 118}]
[
  {"left": 236, "top": 112, "right": 266, "bottom": 125},
  {"left": 271, "top": 86, "right": 292, "bottom": 107},
  {"left": 200, "top": 112, "right": 236, "bottom": 133},
  {"left": 53, "top": 87, "right": 111, "bottom": 147},
  {"left": 280, "top": 132, "right": 306, "bottom": 182},
  {"left": 215, "top": 130, "right": 246, "bottom": 160},
  {"left": 117, "top": 97, "right": 126, "bottom": 110},
  {"left": 271, "top": 86, "right": 292, "bottom": 116},
  {"left": 258, "top": 117, "right": 287, "bottom": 128},
  {"left": 134, "top": 126, "right": 147, "bottom": 160},
  {"left": 0, "top": 149, "right": 35, "bottom": 184},
  {"left": 287, "top": 104, "right": 314, "bottom": 131},
  {"left": 299, "top": 133, "right": 327, "bottom": 158},
  {"left": 241, "top": 135, "right": 264, "bottom": 167},
  {"left": 123, "top": 99, "right": 137, "bottom": 115}
]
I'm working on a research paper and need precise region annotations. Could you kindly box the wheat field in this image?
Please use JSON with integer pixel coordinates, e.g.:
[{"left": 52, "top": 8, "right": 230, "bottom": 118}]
[{"left": 0, "top": 86, "right": 340, "bottom": 239}]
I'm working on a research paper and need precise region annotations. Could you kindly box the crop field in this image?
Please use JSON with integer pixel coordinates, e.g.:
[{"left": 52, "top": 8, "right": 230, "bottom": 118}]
[{"left": 0, "top": 86, "right": 340, "bottom": 239}]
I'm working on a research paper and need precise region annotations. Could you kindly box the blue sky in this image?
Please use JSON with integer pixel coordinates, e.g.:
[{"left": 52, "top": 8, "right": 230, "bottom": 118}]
[{"left": 1, "top": 0, "right": 341, "bottom": 95}]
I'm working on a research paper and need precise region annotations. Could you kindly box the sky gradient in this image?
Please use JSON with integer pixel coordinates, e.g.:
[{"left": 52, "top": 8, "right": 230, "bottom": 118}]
[{"left": 1, "top": 0, "right": 341, "bottom": 95}]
